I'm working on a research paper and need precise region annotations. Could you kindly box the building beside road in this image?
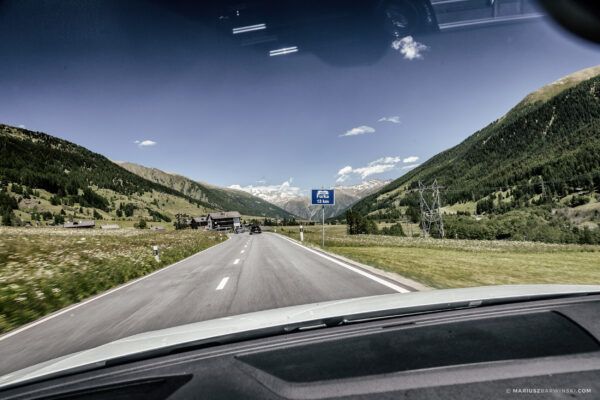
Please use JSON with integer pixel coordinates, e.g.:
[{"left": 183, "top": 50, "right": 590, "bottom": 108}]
[
  {"left": 63, "top": 221, "right": 95, "bottom": 229},
  {"left": 207, "top": 211, "right": 241, "bottom": 230},
  {"left": 190, "top": 217, "right": 208, "bottom": 229},
  {"left": 100, "top": 224, "right": 120, "bottom": 229}
]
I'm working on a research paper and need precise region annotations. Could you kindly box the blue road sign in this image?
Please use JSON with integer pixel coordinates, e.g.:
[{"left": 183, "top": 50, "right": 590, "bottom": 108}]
[{"left": 311, "top": 189, "right": 335, "bottom": 205}]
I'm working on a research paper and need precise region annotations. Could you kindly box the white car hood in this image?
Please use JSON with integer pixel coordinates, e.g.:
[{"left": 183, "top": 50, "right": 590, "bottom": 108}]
[{"left": 1, "top": 284, "right": 600, "bottom": 389}]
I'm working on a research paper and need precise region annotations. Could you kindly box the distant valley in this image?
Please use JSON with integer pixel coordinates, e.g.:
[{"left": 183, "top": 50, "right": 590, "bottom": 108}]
[
  {"left": 0, "top": 125, "right": 293, "bottom": 228},
  {"left": 231, "top": 179, "right": 391, "bottom": 220}
]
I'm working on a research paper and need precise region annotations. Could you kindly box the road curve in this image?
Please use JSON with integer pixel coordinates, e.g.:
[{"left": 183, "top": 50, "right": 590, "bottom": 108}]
[{"left": 0, "top": 232, "right": 413, "bottom": 375}]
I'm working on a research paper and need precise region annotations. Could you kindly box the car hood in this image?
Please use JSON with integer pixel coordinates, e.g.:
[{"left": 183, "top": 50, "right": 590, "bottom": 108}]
[{"left": 1, "top": 284, "right": 600, "bottom": 389}]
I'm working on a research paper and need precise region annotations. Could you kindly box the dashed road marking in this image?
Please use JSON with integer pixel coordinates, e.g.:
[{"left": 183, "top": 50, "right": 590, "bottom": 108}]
[{"left": 216, "top": 277, "right": 230, "bottom": 290}]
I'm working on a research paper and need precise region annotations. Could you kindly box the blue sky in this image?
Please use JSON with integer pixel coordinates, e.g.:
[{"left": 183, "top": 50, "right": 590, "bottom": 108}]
[{"left": 1, "top": 1, "right": 600, "bottom": 197}]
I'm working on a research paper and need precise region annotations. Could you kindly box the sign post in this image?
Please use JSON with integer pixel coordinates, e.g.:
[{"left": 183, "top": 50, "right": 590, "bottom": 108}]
[{"left": 311, "top": 189, "right": 335, "bottom": 247}]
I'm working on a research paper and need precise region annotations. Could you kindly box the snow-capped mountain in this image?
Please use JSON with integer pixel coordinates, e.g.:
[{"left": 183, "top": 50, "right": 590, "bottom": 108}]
[{"left": 231, "top": 179, "right": 391, "bottom": 220}]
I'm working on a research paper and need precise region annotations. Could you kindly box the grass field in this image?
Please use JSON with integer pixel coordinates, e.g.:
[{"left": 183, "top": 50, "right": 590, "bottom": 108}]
[
  {"left": 0, "top": 227, "right": 225, "bottom": 334},
  {"left": 278, "top": 225, "right": 600, "bottom": 290}
]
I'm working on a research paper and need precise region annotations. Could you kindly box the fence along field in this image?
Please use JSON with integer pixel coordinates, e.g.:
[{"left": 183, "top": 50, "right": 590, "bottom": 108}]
[
  {"left": 278, "top": 224, "right": 600, "bottom": 289},
  {"left": 0, "top": 227, "right": 225, "bottom": 334}
]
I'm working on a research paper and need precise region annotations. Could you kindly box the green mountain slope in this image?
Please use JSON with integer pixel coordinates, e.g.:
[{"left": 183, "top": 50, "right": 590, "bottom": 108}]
[
  {"left": 0, "top": 124, "right": 212, "bottom": 203},
  {"left": 0, "top": 125, "right": 292, "bottom": 227},
  {"left": 115, "top": 162, "right": 295, "bottom": 218},
  {"left": 348, "top": 66, "right": 600, "bottom": 243}
]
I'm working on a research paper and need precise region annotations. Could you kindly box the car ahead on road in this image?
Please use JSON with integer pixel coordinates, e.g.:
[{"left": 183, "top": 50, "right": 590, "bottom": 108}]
[
  {"left": 249, "top": 225, "right": 262, "bottom": 235},
  {"left": 1, "top": 285, "right": 600, "bottom": 399}
]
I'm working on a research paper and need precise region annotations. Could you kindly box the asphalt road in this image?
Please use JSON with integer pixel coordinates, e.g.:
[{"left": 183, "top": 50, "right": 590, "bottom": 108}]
[{"left": 0, "top": 232, "right": 414, "bottom": 376}]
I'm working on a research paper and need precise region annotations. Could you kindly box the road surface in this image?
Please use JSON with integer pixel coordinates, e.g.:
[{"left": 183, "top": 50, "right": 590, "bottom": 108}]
[{"left": 0, "top": 232, "right": 414, "bottom": 375}]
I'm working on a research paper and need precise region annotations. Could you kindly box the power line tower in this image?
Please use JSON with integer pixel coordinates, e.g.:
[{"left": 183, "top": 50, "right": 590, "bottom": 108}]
[
  {"left": 540, "top": 178, "right": 547, "bottom": 200},
  {"left": 418, "top": 180, "right": 444, "bottom": 238}
]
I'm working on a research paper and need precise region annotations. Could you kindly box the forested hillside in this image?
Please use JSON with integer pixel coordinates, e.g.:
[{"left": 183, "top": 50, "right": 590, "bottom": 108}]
[
  {"left": 116, "top": 162, "right": 295, "bottom": 218},
  {"left": 346, "top": 66, "right": 600, "bottom": 243},
  {"left": 0, "top": 125, "right": 210, "bottom": 206},
  {"left": 0, "top": 125, "right": 291, "bottom": 226}
]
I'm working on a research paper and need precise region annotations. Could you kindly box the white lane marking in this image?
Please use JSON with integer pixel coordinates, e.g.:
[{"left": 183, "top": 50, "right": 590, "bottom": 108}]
[
  {"left": 216, "top": 277, "right": 230, "bottom": 291},
  {"left": 276, "top": 235, "right": 410, "bottom": 293},
  {"left": 233, "top": 258, "right": 240, "bottom": 265},
  {"left": 240, "top": 250, "right": 245, "bottom": 254},
  {"left": 0, "top": 237, "right": 233, "bottom": 342}
]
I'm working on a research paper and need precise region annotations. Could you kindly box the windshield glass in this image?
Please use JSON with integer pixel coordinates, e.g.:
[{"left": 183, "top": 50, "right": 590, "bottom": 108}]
[{"left": 1, "top": 0, "right": 599, "bottom": 377}]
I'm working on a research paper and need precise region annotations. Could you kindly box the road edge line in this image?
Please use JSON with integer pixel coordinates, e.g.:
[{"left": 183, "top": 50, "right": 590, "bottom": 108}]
[
  {"left": 0, "top": 236, "right": 231, "bottom": 342},
  {"left": 272, "top": 233, "right": 415, "bottom": 293}
]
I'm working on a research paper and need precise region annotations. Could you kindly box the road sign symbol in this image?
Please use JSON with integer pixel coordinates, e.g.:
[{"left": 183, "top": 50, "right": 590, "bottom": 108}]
[{"left": 311, "top": 189, "right": 334, "bottom": 205}]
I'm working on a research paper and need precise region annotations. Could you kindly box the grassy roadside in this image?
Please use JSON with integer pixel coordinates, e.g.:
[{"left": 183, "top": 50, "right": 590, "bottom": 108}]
[
  {"left": 278, "top": 225, "right": 600, "bottom": 289},
  {"left": 0, "top": 227, "right": 226, "bottom": 334}
]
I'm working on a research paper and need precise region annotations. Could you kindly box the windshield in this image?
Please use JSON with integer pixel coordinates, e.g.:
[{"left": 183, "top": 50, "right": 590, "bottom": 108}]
[{"left": 1, "top": 0, "right": 600, "bottom": 378}]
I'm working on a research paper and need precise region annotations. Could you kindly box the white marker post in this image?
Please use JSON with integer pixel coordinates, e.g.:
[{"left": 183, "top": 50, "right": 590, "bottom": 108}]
[
  {"left": 153, "top": 245, "right": 159, "bottom": 262},
  {"left": 299, "top": 224, "right": 304, "bottom": 242}
]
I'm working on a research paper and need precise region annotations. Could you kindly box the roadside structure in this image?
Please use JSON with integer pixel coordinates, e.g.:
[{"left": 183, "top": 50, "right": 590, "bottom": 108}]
[
  {"left": 63, "top": 221, "right": 95, "bottom": 229},
  {"left": 100, "top": 224, "right": 120, "bottom": 229},
  {"left": 207, "top": 211, "right": 241, "bottom": 230},
  {"left": 190, "top": 217, "right": 208, "bottom": 229}
]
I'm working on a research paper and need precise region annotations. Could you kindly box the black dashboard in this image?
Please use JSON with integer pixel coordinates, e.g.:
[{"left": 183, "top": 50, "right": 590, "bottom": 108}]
[{"left": 3, "top": 294, "right": 600, "bottom": 399}]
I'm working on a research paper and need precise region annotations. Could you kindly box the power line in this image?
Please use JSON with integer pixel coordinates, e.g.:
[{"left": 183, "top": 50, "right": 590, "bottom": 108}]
[
  {"left": 399, "top": 171, "right": 598, "bottom": 195},
  {"left": 418, "top": 180, "right": 444, "bottom": 238}
]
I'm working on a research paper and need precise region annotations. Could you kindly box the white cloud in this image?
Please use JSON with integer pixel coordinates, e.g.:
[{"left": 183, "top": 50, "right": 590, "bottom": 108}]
[
  {"left": 354, "top": 164, "right": 396, "bottom": 179},
  {"left": 18, "top": 124, "right": 26, "bottom": 129},
  {"left": 378, "top": 116, "right": 401, "bottom": 124},
  {"left": 229, "top": 178, "right": 303, "bottom": 202},
  {"left": 339, "top": 125, "right": 375, "bottom": 137},
  {"left": 336, "top": 155, "right": 406, "bottom": 182},
  {"left": 136, "top": 140, "right": 157, "bottom": 147},
  {"left": 337, "top": 165, "right": 353, "bottom": 175},
  {"left": 336, "top": 166, "right": 353, "bottom": 183},
  {"left": 403, "top": 156, "right": 419, "bottom": 163},
  {"left": 370, "top": 156, "right": 401, "bottom": 165},
  {"left": 401, "top": 163, "right": 420, "bottom": 170},
  {"left": 391, "top": 36, "right": 428, "bottom": 60}
]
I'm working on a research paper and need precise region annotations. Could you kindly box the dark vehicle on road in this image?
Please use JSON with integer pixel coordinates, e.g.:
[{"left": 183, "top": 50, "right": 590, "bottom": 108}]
[{"left": 249, "top": 225, "right": 262, "bottom": 235}]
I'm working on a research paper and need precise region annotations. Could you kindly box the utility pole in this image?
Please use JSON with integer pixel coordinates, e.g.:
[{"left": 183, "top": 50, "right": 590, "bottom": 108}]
[
  {"left": 418, "top": 179, "right": 444, "bottom": 238},
  {"left": 541, "top": 178, "right": 547, "bottom": 200}
]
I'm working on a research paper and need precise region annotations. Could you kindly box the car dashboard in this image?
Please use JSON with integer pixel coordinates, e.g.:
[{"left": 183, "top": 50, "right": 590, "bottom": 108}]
[{"left": 2, "top": 293, "right": 600, "bottom": 399}]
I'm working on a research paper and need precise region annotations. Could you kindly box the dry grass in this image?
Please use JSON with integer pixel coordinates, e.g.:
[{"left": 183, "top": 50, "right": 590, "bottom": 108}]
[
  {"left": 0, "top": 227, "right": 225, "bottom": 334},
  {"left": 278, "top": 225, "right": 600, "bottom": 289}
]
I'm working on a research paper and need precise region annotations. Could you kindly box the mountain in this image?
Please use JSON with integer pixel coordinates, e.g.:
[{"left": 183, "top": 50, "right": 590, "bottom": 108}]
[
  {"left": 0, "top": 125, "right": 292, "bottom": 226},
  {"left": 348, "top": 65, "right": 600, "bottom": 243},
  {"left": 115, "top": 162, "right": 294, "bottom": 218},
  {"left": 237, "top": 179, "right": 390, "bottom": 220}
]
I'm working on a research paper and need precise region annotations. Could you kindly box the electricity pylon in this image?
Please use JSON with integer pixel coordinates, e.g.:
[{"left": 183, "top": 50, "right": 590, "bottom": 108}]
[{"left": 418, "top": 179, "right": 444, "bottom": 238}]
